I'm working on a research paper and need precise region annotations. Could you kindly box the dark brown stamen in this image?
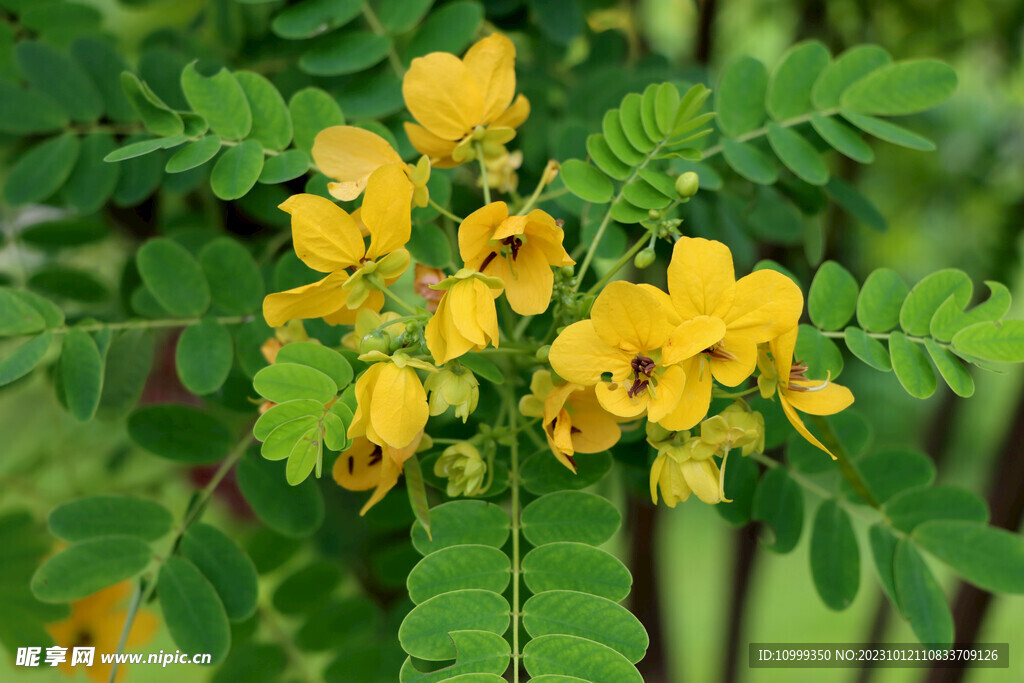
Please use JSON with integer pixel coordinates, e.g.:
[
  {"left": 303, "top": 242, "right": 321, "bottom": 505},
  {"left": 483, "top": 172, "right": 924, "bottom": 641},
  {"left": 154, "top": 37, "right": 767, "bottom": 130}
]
[
  {"left": 631, "top": 355, "right": 656, "bottom": 376},
  {"left": 368, "top": 446, "right": 383, "bottom": 466},
  {"left": 479, "top": 251, "right": 498, "bottom": 272},
  {"left": 347, "top": 456, "right": 354, "bottom": 474},
  {"left": 627, "top": 378, "right": 649, "bottom": 398},
  {"left": 703, "top": 345, "right": 738, "bottom": 362},
  {"left": 502, "top": 235, "right": 523, "bottom": 260},
  {"left": 570, "top": 426, "right": 581, "bottom": 434}
]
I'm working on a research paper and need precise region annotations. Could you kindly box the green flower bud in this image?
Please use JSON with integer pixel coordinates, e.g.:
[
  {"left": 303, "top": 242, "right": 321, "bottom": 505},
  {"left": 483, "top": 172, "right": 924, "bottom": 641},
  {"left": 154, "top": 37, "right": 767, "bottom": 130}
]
[
  {"left": 633, "top": 248, "right": 656, "bottom": 269},
  {"left": 424, "top": 366, "right": 480, "bottom": 422},
  {"left": 675, "top": 171, "right": 699, "bottom": 198},
  {"left": 535, "top": 345, "right": 551, "bottom": 363},
  {"left": 358, "top": 331, "right": 391, "bottom": 356},
  {"left": 434, "top": 443, "right": 487, "bottom": 497},
  {"left": 648, "top": 209, "right": 662, "bottom": 221}
]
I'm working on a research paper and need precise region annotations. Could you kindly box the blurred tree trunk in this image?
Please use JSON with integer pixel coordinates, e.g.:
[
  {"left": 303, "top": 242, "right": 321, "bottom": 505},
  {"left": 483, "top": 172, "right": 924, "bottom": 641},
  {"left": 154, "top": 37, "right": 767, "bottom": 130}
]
[{"left": 629, "top": 498, "right": 669, "bottom": 681}]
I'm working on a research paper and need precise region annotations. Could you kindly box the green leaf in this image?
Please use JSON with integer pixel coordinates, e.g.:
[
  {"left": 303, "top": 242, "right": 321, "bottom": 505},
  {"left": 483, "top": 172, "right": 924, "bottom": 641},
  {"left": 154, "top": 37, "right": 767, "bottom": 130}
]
[
  {"left": 399, "top": 630, "right": 510, "bottom": 683},
  {"left": 166, "top": 135, "right": 222, "bottom": 173},
  {"left": 523, "top": 590, "right": 648, "bottom": 663},
  {"left": 841, "top": 111, "right": 935, "bottom": 151},
  {"left": 523, "top": 634, "right": 642, "bottom": 683},
  {"left": 407, "top": 545, "right": 511, "bottom": 604},
  {"left": 180, "top": 523, "right": 259, "bottom": 621},
  {"left": 235, "top": 71, "right": 292, "bottom": 151},
  {"left": 931, "top": 281, "right": 1011, "bottom": 343},
  {"left": 0, "top": 289, "right": 46, "bottom": 335},
  {"left": 622, "top": 177, "right": 671, "bottom": 210},
  {"left": 560, "top": 159, "right": 613, "bottom": 204},
  {"left": 181, "top": 63, "right": 252, "bottom": 140},
  {"left": 28, "top": 266, "right": 107, "bottom": 303},
  {"left": 522, "top": 542, "right": 631, "bottom": 602},
  {"left": 271, "top": 0, "right": 364, "bottom": 39},
  {"left": 285, "top": 426, "right": 322, "bottom": 484},
  {"left": 721, "top": 139, "right": 778, "bottom": 185},
  {"left": 275, "top": 341, "right": 353, "bottom": 388},
  {"left": 411, "top": 500, "right": 510, "bottom": 556},
  {"left": 868, "top": 524, "right": 901, "bottom": 610},
  {"left": 951, "top": 320, "right": 1024, "bottom": 363},
  {"left": 403, "top": 0, "right": 483, "bottom": 61},
  {"left": 3, "top": 133, "right": 80, "bottom": 206},
  {"left": 159, "top": 556, "right": 231, "bottom": 662},
  {"left": 809, "top": 261, "right": 858, "bottom": 331},
  {"left": 914, "top": 520, "right": 1024, "bottom": 594},
  {"left": 809, "top": 500, "right": 859, "bottom": 610},
  {"left": 399, "top": 589, "right": 510, "bottom": 660},
  {"left": 31, "top": 537, "right": 151, "bottom": 603},
  {"left": 408, "top": 223, "right": 453, "bottom": 268},
  {"left": 254, "top": 362, "right": 338, "bottom": 403},
  {"left": 19, "top": 219, "right": 107, "bottom": 251},
  {"left": 794, "top": 324, "right": 844, "bottom": 380},
  {"left": 262, "top": 415, "right": 318, "bottom": 461},
  {"left": 49, "top": 496, "right": 172, "bottom": 543},
  {"left": 716, "top": 56, "right": 768, "bottom": 137},
  {"left": 289, "top": 87, "right": 345, "bottom": 153},
  {"left": 842, "top": 60, "right": 957, "bottom": 116},
  {"left": 767, "top": 41, "right": 831, "bottom": 120},
  {"left": 128, "top": 404, "right": 233, "bottom": 464},
  {"left": 844, "top": 327, "right": 892, "bottom": 371},
  {"left": 884, "top": 485, "right": 988, "bottom": 533},
  {"left": 272, "top": 561, "right": 342, "bottom": 614},
  {"left": 825, "top": 176, "right": 886, "bottom": 231},
  {"left": 254, "top": 400, "right": 325, "bottom": 441},
  {"left": 751, "top": 467, "right": 804, "bottom": 553},
  {"left": 301, "top": 30, "right": 392, "bottom": 76},
  {"left": 900, "top": 269, "right": 972, "bottom": 336},
  {"left": 176, "top": 319, "right": 233, "bottom": 395},
  {"left": 136, "top": 238, "right": 210, "bottom": 316},
  {"left": 71, "top": 37, "right": 137, "bottom": 123},
  {"left": 520, "top": 450, "right": 612, "bottom": 496},
  {"left": 64, "top": 133, "right": 119, "bottom": 212},
  {"left": 199, "top": 237, "right": 264, "bottom": 315},
  {"left": 521, "top": 491, "right": 621, "bottom": 547},
  {"left": 61, "top": 328, "right": 103, "bottom": 421},
  {"left": 893, "top": 540, "right": 952, "bottom": 646},
  {"left": 766, "top": 124, "right": 828, "bottom": 185},
  {"left": 211, "top": 139, "right": 265, "bottom": 200},
  {"left": 104, "top": 135, "right": 187, "bottom": 162},
  {"left": 97, "top": 329, "right": 153, "bottom": 419},
  {"left": 618, "top": 93, "right": 656, "bottom": 152},
  {"left": 459, "top": 354, "right": 504, "bottom": 385},
  {"left": 16, "top": 41, "right": 102, "bottom": 122},
  {"left": 259, "top": 149, "right": 311, "bottom": 184},
  {"left": 0, "top": 332, "right": 53, "bottom": 387},
  {"left": 925, "top": 339, "right": 974, "bottom": 397},
  {"left": 888, "top": 332, "right": 937, "bottom": 399},
  {"left": 812, "top": 44, "right": 891, "bottom": 110},
  {"left": 120, "top": 72, "right": 184, "bottom": 137},
  {"left": 334, "top": 68, "right": 402, "bottom": 119},
  {"left": 653, "top": 82, "right": 680, "bottom": 137},
  {"left": 237, "top": 453, "right": 325, "bottom": 537},
  {"left": 810, "top": 114, "right": 874, "bottom": 163},
  {"left": 5, "top": 289, "right": 63, "bottom": 329},
  {"left": 324, "top": 404, "right": 351, "bottom": 451},
  {"left": 0, "top": 81, "right": 68, "bottom": 134},
  {"left": 376, "top": 0, "right": 434, "bottom": 33},
  {"left": 586, "top": 135, "right": 631, "bottom": 181},
  {"left": 602, "top": 110, "right": 644, "bottom": 165},
  {"left": 842, "top": 449, "right": 934, "bottom": 505},
  {"left": 857, "top": 268, "right": 909, "bottom": 332}
]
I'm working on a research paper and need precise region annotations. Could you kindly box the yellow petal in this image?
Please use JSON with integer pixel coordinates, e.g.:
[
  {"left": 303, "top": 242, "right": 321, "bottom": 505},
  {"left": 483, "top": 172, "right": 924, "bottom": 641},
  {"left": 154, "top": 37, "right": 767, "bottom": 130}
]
[
  {"left": 681, "top": 458, "right": 722, "bottom": 504},
  {"left": 450, "top": 279, "right": 485, "bottom": 345},
  {"left": 595, "top": 381, "right": 649, "bottom": 418},
  {"left": 404, "top": 122, "right": 459, "bottom": 165},
  {"left": 542, "top": 382, "right": 576, "bottom": 426},
  {"left": 650, "top": 452, "right": 667, "bottom": 504},
  {"left": 348, "top": 362, "right": 384, "bottom": 440},
  {"left": 646, "top": 364, "right": 686, "bottom": 423},
  {"left": 280, "top": 193, "right": 363, "bottom": 271},
  {"left": 360, "top": 453, "right": 402, "bottom": 515},
  {"left": 403, "top": 52, "right": 482, "bottom": 139},
  {"left": 550, "top": 320, "right": 633, "bottom": 385},
  {"left": 312, "top": 126, "right": 403, "bottom": 200},
  {"left": 771, "top": 326, "right": 798, "bottom": 380},
  {"left": 637, "top": 284, "right": 682, "bottom": 326},
  {"left": 708, "top": 333, "right": 758, "bottom": 387},
  {"left": 568, "top": 389, "right": 622, "bottom": 453},
  {"left": 491, "top": 214, "right": 527, "bottom": 240},
  {"left": 780, "top": 394, "right": 835, "bottom": 458},
  {"left": 473, "top": 277, "right": 500, "bottom": 344},
  {"left": 322, "top": 289, "right": 383, "bottom": 326},
  {"left": 263, "top": 272, "right": 349, "bottom": 327},
  {"left": 362, "top": 164, "right": 412, "bottom": 260},
  {"left": 725, "top": 269, "right": 803, "bottom": 343},
  {"left": 659, "top": 356, "right": 713, "bottom": 431},
  {"left": 463, "top": 33, "right": 516, "bottom": 125},
  {"left": 523, "top": 210, "right": 575, "bottom": 266},
  {"left": 591, "top": 281, "right": 675, "bottom": 353},
  {"left": 424, "top": 295, "right": 449, "bottom": 364},
  {"left": 498, "top": 244, "right": 554, "bottom": 315},
  {"left": 370, "top": 363, "right": 428, "bottom": 449},
  {"left": 667, "top": 237, "right": 736, "bottom": 319},
  {"left": 332, "top": 438, "right": 381, "bottom": 491},
  {"left": 459, "top": 202, "right": 507, "bottom": 267},
  {"left": 784, "top": 381, "right": 854, "bottom": 415},
  {"left": 491, "top": 93, "right": 530, "bottom": 129},
  {"left": 661, "top": 315, "right": 727, "bottom": 365}
]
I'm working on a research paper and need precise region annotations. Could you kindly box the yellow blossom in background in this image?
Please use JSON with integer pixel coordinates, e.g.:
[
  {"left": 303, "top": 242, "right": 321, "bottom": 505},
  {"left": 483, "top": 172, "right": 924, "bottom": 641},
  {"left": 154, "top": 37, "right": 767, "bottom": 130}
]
[
  {"left": 483, "top": 147, "right": 522, "bottom": 194},
  {"left": 757, "top": 327, "right": 854, "bottom": 457},
  {"left": 403, "top": 33, "right": 530, "bottom": 167},
  {"left": 434, "top": 442, "right": 487, "bottom": 496},
  {"left": 333, "top": 433, "right": 426, "bottom": 514},
  {"left": 424, "top": 269, "right": 503, "bottom": 364},
  {"left": 459, "top": 202, "right": 574, "bottom": 315},
  {"left": 549, "top": 281, "right": 724, "bottom": 424},
  {"left": 262, "top": 164, "right": 412, "bottom": 327},
  {"left": 649, "top": 439, "right": 722, "bottom": 507},
  {"left": 414, "top": 263, "right": 446, "bottom": 312},
  {"left": 424, "top": 365, "right": 480, "bottom": 422},
  {"left": 519, "top": 369, "right": 621, "bottom": 472},
  {"left": 47, "top": 581, "right": 157, "bottom": 682},
  {"left": 312, "top": 125, "right": 430, "bottom": 207},
  {"left": 347, "top": 354, "right": 432, "bottom": 451},
  {"left": 689, "top": 403, "right": 765, "bottom": 460},
  {"left": 659, "top": 237, "right": 804, "bottom": 430}
]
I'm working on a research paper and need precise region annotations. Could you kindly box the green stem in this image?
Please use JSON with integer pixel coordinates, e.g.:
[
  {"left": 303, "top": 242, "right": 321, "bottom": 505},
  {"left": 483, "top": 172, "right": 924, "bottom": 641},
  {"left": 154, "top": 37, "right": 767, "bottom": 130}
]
[
  {"left": 530, "top": 187, "right": 570, "bottom": 206},
  {"left": 701, "top": 108, "right": 839, "bottom": 159},
  {"left": 585, "top": 232, "right": 650, "bottom": 296},
  {"left": 819, "top": 328, "right": 951, "bottom": 350},
  {"left": 12, "top": 315, "right": 251, "bottom": 340},
  {"left": 516, "top": 161, "right": 558, "bottom": 215},
  {"left": 506, "top": 376, "right": 522, "bottom": 683},
  {"left": 361, "top": 3, "right": 405, "bottom": 78},
  {"left": 810, "top": 415, "right": 878, "bottom": 508},
  {"left": 475, "top": 142, "right": 491, "bottom": 204},
  {"left": 381, "top": 287, "right": 419, "bottom": 315},
  {"left": 429, "top": 198, "right": 465, "bottom": 224},
  {"left": 711, "top": 385, "right": 761, "bottom": 400}
]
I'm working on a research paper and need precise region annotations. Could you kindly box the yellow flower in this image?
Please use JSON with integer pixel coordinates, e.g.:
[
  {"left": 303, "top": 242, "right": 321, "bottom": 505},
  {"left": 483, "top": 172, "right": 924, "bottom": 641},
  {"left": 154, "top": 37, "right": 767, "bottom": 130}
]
[
  {"left": 459, "top": 202, "right": 574, "bottom": 315},
  {"left": 519, "top": 369, "right": 621, "bottom": 472},
  {"left": 347, "top": 354, "right": 431, "bottom": 451},
  {"left": 262, "top": 164, "right": 412, "bottom": 327},
  {"left": 424, "top": 365, "right": 480, "bottom": 422},
  {"left": 757, "top": 326, "right": 854, "bottom": 458},
  {"left": 483, "top": 147, "right": 522, "bottom": 194},
  {"left": 548, "top": 281, "right": 724, "bottom": 424},
  {"left": 333, "top": 434, "right": 425, "bottom": 515},
  {"left": 341, "top": 308, "right": 405, "bottom": 353},
  {"left": 649, "top": 440, "right": 722, "bottom": 507},
  {"left": 424, "top": 269, "right": 503, "bottom": 364},
  {"left": 47, "top": 581, "right": 157, "bottom": 682},
  {"left": 402, "top": 33, "right": 530, "bottom": 167},
  {"left": 312, "top": 125, "right": 430, "bottom": 207},
  {"left": 691, "top": 404, "right": 765, "bottom": 459},
  {"left": 659, "top": 237, "right": 804, "bottom": 431},
  {"left": 434, "top": 442, "right": 487, "bottom": 497}
]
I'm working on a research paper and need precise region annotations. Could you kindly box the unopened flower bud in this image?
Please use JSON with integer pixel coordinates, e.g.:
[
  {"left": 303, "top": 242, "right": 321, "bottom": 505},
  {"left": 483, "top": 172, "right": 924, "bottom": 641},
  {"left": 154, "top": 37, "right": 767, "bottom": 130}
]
[
  {"left": 424, "top": 366, "right": 480, "bottom": 422},
  {"left": 434, "top": 442, "right": 487, "bottom": 497},
  {"left": 648, "top": 209, "right": 662, "bottom": 221},
  {"left": 675, "top": 171, "right": 699, "bottom": 198},
  {"left": 535, "top": 345, "right": 550, "bottom": 363},
  {"left": 633, "top": 248, "right": 656, "bottom": 269},
  {"left": 358, "top": 331, "right": 391, "bottom": 355}
]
